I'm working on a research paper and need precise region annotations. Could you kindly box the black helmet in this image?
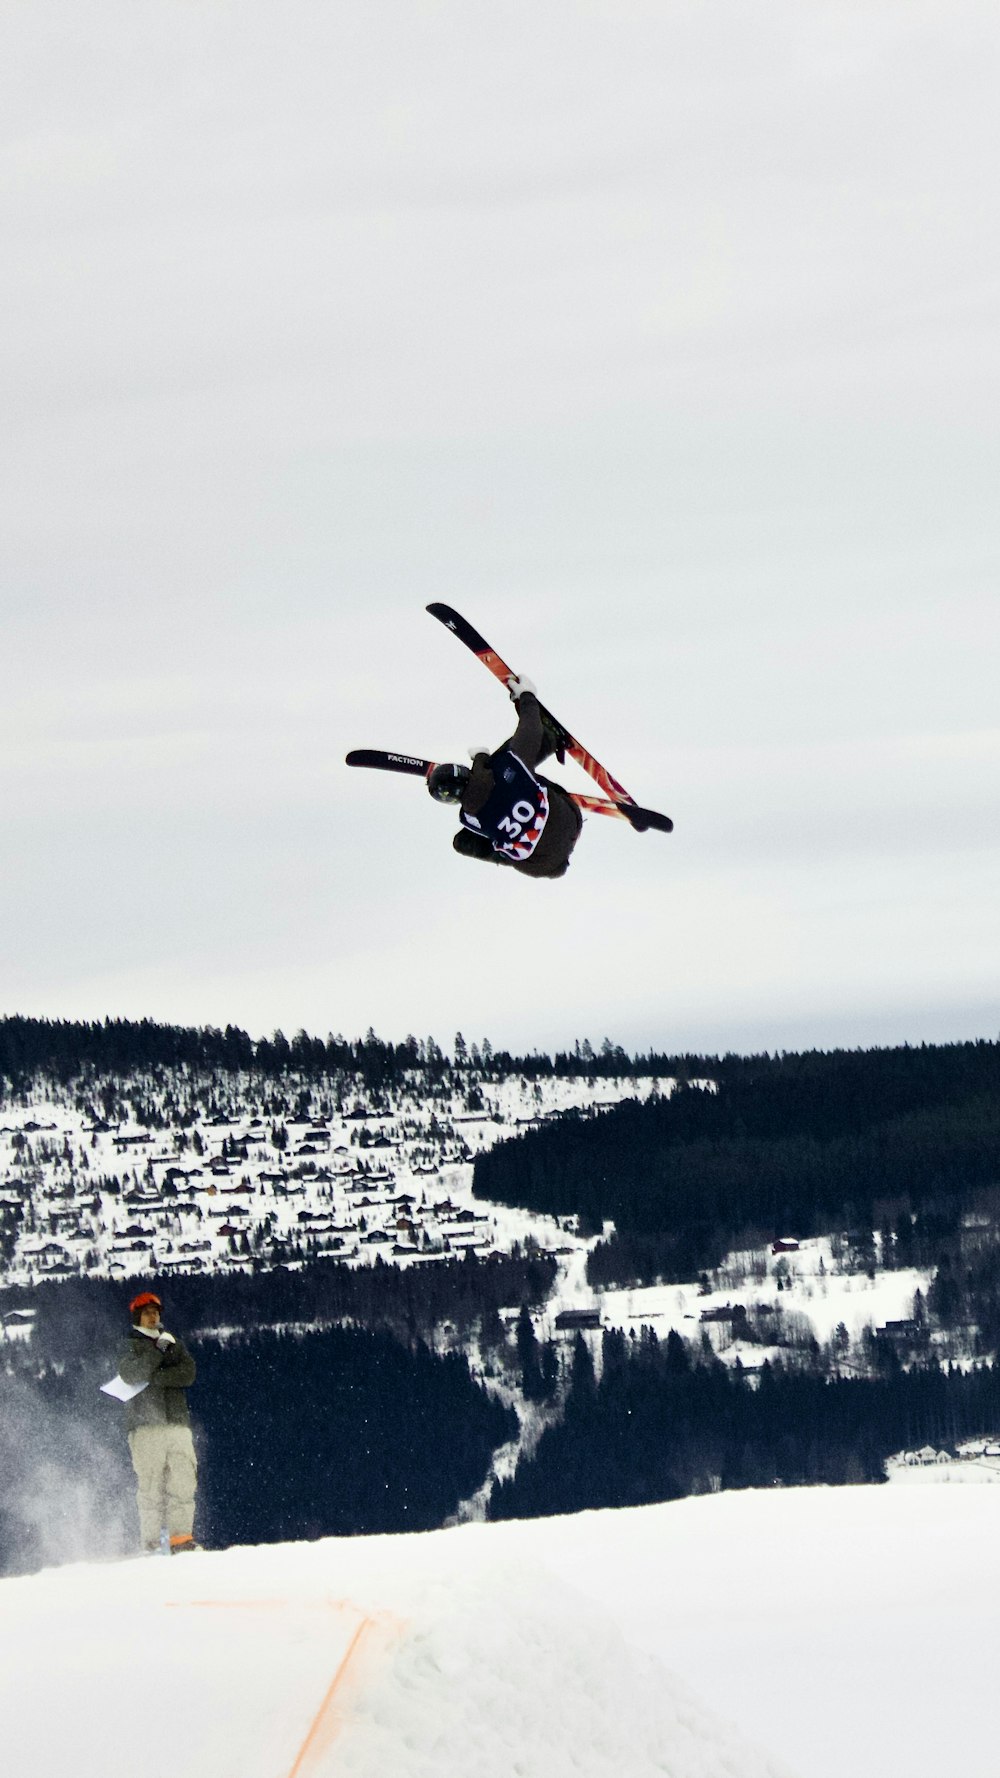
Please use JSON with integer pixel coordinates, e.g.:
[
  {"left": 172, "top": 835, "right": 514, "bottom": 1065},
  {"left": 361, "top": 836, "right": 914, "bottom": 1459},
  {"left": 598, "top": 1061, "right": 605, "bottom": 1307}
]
[{"left": 426, "top": 762, "right": 471, "bottom": 805}]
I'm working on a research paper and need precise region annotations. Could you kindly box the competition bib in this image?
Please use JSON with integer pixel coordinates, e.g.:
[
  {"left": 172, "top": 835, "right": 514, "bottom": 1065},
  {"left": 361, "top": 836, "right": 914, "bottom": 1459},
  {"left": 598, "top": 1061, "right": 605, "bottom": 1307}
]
[{"left": 459, "top": 750, "right": 550, "bottom": 861}]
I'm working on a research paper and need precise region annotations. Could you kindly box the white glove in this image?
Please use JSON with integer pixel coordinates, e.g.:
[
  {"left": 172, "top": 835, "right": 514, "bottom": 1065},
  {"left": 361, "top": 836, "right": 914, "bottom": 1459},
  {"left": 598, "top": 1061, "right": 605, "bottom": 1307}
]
[
  {"left": 155, "top": 1331, "right": 176, "bottom": 1351},
  {"left": 507, "top": 674, "right": 537, "bottom": 703}
]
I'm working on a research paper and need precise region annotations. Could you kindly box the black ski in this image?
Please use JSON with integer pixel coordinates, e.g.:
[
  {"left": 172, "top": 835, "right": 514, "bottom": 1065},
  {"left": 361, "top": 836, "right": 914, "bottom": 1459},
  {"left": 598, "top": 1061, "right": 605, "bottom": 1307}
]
[
  {"left": 346, "top": 749, "right": 433, "bottom": 777},
  {"left": 344, "top": 748, "right": 670, "bottom": 828}
]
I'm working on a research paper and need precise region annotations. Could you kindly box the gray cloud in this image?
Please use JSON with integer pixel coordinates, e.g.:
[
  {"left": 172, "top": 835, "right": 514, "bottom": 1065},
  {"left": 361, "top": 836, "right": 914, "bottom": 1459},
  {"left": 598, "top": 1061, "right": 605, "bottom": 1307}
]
[{"left": 1, "top": 2, "right": 998, "bottom": 1054}]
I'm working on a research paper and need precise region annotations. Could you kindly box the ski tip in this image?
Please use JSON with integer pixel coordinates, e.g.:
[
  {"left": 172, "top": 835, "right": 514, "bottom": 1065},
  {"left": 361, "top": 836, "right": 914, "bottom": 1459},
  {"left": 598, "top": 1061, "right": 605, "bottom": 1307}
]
[
  {"left": 623, "top": 805, "right": 674, "bottom": 835},
  {"left": 345, "top": 750, "right": 433, "bottom": 776}
]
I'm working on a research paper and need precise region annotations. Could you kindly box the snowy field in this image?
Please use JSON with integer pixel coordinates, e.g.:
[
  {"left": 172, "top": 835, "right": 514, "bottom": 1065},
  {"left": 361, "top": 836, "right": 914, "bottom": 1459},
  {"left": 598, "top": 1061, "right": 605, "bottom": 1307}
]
[
  {"left": 3, "top": 1485, "right": 998, "bottom": 1778},
  {"left": 589, "top": 1236, "right": 932, "bottom": 1354}
]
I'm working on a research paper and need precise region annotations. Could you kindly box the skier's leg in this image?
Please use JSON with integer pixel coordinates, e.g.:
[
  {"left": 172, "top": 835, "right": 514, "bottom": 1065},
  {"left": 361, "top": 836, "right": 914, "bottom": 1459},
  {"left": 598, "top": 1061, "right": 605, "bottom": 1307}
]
[
  {"left": 129, "top": 1427, "right": 169, "bottom": 1548},
  {"left": 163, "top": 1426, "right": 198, "bottom": 1544},
  {"left": 549, "top": 782, "right": 583, "bottom": 843},
  {"left": 523, "top": 781, "right": 583, "bottom": 877}
]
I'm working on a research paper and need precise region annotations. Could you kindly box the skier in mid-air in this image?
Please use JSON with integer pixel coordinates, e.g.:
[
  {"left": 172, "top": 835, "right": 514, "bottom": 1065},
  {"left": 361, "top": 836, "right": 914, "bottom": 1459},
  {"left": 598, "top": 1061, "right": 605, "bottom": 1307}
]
[
  {"left": 345, "top": 603, "right": 673, "bottom": 857},
  {"left": 427, "top": 676, "right": 583, "bottom": 878}
]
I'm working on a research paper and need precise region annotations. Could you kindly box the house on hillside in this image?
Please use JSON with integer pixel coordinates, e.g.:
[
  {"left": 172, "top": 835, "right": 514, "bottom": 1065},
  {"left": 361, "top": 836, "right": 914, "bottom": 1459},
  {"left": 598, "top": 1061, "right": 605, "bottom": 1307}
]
[
  {"left": 37, "top": 1242, "right": 72, "bottom": 1270},
  {"left": 554, "top": 1307, "right": 602, "bottom": 1331},
  {"left": 876, "top": 1319, "right": 929, "bottom": 1358},
  {"left": 771, "top": 1237, "right": 800, "bottom": 1255},
  {"left": 163, "top": 1167, "right": 195, "bottom": 1187},
  {"left": 2, "top": 1309, "right": 36, "bottom": 1344}
]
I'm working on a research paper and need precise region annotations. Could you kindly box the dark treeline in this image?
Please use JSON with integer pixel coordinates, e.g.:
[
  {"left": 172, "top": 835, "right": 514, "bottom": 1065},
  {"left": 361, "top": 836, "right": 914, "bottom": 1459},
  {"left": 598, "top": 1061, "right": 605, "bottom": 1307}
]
[
  {"left": 0, "top": 1016, "right": 637, "bottom": 1091},
  {"left": 489, "top": 1328, "right": 1000, "bottom": 1521},
  {"left": 0, "top": 1015, "right": 433, "bottom": 1091},
  {"left": 930, "top": 1238, "right": 1000, "bottom": 1355},
  {"left": 0, "top": 1013, "right": 837, "bottom": 1093},
  {"left": 197, "top": 1326, "right": 514, "bottom": 1547},
  {"left": 473, "top": 1040, "right": 1000, "bottom": 1284},
  {"left": 0, "top": 1249, "right": 558, "bottom": 1353},
  {"left": 6, "top": 1016, "right": 998, "bottom": 1108}
]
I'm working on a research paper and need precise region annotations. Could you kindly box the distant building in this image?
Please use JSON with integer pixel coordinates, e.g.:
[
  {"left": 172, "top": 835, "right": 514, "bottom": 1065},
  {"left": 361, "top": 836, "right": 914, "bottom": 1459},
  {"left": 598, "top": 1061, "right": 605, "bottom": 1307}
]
[
  {"left": 554, "top": 1308, "right": 602, "bottom": 1331},
  {"left": 877, "top": 1320, "right": 926, "bottom": 1348}
]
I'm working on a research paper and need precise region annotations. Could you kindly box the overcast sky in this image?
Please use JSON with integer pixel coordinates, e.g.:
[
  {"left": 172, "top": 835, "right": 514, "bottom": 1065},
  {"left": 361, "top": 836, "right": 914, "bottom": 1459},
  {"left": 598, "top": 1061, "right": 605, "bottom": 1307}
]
[{"left": 2, "top": 1, "right": 998, "bottom": 1059}]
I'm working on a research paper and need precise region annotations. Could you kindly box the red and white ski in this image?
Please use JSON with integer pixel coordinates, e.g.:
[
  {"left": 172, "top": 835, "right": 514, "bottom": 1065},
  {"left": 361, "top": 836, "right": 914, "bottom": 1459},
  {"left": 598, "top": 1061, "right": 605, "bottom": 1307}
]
[{"left": 425, "top": 603, "right": 672, "bottom": 834}]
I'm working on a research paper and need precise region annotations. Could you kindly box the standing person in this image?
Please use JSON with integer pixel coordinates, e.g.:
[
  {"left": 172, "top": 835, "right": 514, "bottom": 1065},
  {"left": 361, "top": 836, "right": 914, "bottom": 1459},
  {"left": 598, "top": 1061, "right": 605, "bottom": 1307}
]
[
  {"left": 118, "top": 1290, "right": 200, "bottom": 1555},
  {"left": 428, "top": 678, "right": 583, "bottom": 878}
]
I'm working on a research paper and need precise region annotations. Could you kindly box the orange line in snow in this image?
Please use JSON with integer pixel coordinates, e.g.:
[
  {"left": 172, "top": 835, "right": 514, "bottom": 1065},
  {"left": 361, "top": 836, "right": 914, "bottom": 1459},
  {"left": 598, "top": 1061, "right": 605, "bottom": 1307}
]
[
  {"left": 284, "top": 1616, "right": 373, "bottom": 1778},
  {"left": 163, "top": 1596, "right": 396, "bottom": 1772}
]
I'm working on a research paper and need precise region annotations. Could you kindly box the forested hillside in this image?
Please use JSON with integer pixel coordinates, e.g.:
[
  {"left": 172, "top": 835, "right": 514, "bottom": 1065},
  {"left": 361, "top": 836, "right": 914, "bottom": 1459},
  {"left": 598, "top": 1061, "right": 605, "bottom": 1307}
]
[
  {"left": 490, "top": 1328, "right": 1000, "bottom": 1520},
  {"left": 5, "top": 1019, "right": 1000, "bottom": 1573},
  {"left": 473, "top": 1040, "right": 1000, "bottom": 1281}
]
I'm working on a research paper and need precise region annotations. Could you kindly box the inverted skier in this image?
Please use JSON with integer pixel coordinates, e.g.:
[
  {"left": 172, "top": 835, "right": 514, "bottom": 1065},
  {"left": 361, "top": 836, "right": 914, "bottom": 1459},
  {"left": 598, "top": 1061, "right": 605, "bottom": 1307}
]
[
  {"left": 345, "top": 603, "right": 673, "bottom": 854},
  {"left": 427, "top": 676, "right": 583, "bottom": 879}
]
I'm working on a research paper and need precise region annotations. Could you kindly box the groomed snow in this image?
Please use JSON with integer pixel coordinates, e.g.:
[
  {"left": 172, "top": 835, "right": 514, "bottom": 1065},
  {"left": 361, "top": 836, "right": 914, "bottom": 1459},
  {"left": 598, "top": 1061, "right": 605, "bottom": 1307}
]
[{"left": 3, "top": 1485, "right": 998, "bottom": 1778}]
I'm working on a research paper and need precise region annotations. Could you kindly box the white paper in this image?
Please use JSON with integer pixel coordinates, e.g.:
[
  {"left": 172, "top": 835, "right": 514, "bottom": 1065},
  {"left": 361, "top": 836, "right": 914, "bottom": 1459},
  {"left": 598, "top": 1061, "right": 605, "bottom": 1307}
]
[{"left": 100, "top": 1374, "right": 148, "bottom": 1402}]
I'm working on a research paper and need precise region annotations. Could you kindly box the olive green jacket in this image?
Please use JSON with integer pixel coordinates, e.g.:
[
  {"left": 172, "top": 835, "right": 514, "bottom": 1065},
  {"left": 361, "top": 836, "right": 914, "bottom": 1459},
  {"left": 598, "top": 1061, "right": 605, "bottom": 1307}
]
[{"left": 117, "top": 1329, "right": 196, "bottom": 1433}]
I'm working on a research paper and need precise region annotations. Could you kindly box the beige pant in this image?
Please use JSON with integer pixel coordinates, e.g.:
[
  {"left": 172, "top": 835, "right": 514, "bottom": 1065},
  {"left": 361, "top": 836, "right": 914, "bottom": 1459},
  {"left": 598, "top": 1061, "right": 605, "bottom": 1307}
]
[{"left": 128, "top": 1424, "right": 198, "bottom": 1547}]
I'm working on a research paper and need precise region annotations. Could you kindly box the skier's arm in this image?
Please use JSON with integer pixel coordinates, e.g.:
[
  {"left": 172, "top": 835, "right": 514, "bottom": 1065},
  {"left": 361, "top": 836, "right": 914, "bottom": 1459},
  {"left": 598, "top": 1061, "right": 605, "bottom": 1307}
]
[
  {"left": 453, "top": 830, "right": 509, "bottom": 866},
  {"left": 460, "top": 755, "right": 495, "bottom": 818},
  {"left": 508, "top": 693, "right": 545, "bottom": 772}
]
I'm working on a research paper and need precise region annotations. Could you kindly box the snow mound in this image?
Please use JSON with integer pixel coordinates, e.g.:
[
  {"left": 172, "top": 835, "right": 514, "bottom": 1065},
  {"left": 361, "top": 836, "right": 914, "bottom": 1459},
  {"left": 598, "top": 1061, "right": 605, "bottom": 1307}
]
[
  {"left": 336, "top": 1566, "right": 792, "bottom": 1778},
  {"left": 1, "top": 1514, "right": 794, "bottom": 1778},
  {"left": 8, "top": 1475, "right": 1000, "bottom": 1777}
]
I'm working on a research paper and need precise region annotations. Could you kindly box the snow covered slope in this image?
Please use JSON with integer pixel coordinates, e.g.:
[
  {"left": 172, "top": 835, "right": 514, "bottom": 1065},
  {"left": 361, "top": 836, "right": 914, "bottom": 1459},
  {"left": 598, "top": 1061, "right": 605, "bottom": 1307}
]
[
  {"left": 0, "top": 1072, "right": 660, "bottom": 1285},
  {"left": 3, "top": 1486, "right": 997, "bottom": 1778}
]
